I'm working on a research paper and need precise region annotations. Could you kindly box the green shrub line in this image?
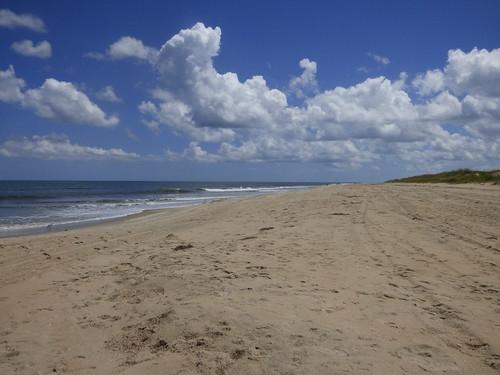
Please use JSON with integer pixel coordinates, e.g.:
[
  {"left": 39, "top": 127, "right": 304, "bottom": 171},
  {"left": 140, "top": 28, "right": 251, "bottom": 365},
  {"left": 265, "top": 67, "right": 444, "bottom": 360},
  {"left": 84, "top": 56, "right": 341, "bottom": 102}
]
[{"left": 386, "top": 169, "right": 500, "bottom": 184}]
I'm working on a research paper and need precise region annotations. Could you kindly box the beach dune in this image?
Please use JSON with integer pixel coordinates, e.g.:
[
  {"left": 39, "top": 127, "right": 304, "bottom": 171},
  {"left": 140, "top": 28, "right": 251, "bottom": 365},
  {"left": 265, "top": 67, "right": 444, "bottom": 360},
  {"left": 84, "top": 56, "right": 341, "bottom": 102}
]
[{"left": 1, "top": 184, "right": 499, "bottom": 374}]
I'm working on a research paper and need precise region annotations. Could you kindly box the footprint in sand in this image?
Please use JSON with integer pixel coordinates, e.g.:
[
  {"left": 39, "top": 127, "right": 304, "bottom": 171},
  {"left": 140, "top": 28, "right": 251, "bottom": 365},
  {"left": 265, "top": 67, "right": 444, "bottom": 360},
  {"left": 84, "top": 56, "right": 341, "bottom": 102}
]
[
  {"left": 394, "top": 344, "right": 459, "bottom": 372},
  {"left": 259, "top": 227, "right": 274, "bottom": 231},
  {"left": 240, "top": 236, "right": 257, "bottom": 241},
  {"left": 174, "top": 243, "right": 193, "bottom": 251}
]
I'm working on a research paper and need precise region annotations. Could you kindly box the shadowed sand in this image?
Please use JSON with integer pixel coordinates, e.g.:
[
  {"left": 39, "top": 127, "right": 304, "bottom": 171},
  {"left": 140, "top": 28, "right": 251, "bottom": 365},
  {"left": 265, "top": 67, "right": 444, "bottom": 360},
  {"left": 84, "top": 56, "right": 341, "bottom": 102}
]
[{"left": 1, "top": 184, "right": 499, "bottom": 374}]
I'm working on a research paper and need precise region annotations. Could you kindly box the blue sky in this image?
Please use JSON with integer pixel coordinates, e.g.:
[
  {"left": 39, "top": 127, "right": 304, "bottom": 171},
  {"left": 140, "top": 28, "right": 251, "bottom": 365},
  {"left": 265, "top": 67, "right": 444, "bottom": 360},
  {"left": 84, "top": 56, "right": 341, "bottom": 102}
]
[{"left": 1, "top": 0, "right": 500, "bottom": 182}]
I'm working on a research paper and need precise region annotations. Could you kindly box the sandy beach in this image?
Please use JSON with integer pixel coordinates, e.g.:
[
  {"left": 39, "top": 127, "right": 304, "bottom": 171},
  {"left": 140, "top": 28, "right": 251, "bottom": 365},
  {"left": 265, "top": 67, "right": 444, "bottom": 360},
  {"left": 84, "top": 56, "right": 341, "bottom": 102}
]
[{"left": 1, "top": 183, "right": 499, "bottom": 375}]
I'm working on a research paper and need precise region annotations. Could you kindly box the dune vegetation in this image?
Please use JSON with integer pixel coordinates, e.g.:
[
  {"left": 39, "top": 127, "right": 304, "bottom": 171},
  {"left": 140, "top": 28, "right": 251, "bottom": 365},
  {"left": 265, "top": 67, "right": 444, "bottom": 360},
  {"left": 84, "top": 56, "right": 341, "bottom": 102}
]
[{"left": 387, "top": 169, "right": 500, "bottom": 184}]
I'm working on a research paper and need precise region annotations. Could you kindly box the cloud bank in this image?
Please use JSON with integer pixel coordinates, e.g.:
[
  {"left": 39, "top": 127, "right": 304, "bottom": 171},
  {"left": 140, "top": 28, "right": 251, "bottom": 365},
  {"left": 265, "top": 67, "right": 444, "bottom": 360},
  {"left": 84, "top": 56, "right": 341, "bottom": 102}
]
[
  {"left": 3, "top": 21, "right": 500, "bottom": 172},
  {"left": 0, "top": 134, "right": 138, "bottom": 160},
  {"left": 130, "top": 23, "right": 500, "bottom": 171}
]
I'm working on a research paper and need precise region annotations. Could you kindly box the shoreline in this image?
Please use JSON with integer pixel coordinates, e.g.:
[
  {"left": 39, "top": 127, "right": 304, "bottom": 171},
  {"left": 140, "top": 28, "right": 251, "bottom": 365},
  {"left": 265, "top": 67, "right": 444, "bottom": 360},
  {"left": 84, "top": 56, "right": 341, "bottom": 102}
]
[
  {"left": 0, "top": 207, "right": 168, "bottom": 239},
  {"left": 0, "top": 185, "right": 324, "bottom": 239},
  {"left": 0, "top": 189, "right": 296, "bottom": 240},
  {"left": 1, "top": 183, "right": 499, "bottom": 374},
  {"left": 0, "top": 195, "right": 258, "bottom": 239}
]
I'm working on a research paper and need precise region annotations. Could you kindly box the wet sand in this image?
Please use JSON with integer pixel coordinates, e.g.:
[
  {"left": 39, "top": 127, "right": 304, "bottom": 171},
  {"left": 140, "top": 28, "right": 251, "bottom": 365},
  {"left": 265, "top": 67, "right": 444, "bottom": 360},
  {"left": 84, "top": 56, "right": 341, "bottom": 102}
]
[{"left": 1, "top": 184, "right": 499, "bottom": 374}]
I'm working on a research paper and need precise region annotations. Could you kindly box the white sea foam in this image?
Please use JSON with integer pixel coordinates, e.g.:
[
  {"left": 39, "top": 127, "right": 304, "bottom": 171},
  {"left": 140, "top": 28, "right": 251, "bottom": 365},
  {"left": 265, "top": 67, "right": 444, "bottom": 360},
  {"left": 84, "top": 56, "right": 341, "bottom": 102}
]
[{"left": 202, "top": 185, "right": 312, "bottom": 193}]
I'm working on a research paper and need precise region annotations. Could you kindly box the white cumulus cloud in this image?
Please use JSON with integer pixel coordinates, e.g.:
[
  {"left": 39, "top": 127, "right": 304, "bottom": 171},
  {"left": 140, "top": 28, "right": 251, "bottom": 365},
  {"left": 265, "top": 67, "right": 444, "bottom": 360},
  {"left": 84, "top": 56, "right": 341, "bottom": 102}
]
[
  {"left": 108, "top": 36, "right": 158, "bottom": 61},
  {"left": 0, "top": 66, "right": 25, "bottom": 102},
  {"left": 413, "top": 48, "right": 500, "bottom": 98},
  {"left": 0, "top": 9, "right": 46, "bottom": 32},
  {"left": 289, "top": 58, "right": 319, "bottom": 98},
  {"left": 445, "top": 48, "right": 500, "bottom": 97},
  {"left": 96, "top": 85, "right": 122, "bottom": 102},
  {"left": 85, "top": 36, "right": 158, "bottom": 62},
  {"left": 304, "top": 76, "right": 426, "bottom": 142},
  {"left": 412, "top": 48, "right": 500, "bottom": 138},
  {"left": 11, "top": 40, "right": 52, "bottom": 59},
  {"left": 166, "top": 141, "right": 220, "bottom": 162},
  {"left": 412, "top": 69, "right": 444, "bottom": 96},
  {"left": 23, "top": 79, "right": 119, "bottom": 127},
  {"left": 0, "top": 66, "right": 119, "bottom": 127},
  {"left": 142, "top": 23, "right": 295, "bottom": 143}
]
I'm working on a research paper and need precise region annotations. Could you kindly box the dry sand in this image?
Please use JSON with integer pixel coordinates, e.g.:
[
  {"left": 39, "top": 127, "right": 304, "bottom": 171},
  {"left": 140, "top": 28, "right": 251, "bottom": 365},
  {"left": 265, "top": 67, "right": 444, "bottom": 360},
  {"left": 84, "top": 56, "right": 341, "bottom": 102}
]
[{"left": 1, "top": 183, "right": 499, "bottom": 374}]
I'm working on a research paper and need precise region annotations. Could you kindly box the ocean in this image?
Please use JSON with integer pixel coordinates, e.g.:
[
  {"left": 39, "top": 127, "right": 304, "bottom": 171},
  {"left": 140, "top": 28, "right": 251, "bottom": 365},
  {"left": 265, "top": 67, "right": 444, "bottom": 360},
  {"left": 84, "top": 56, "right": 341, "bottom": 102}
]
[{"left": 0, "top": 180, "right": 326, "bottom": 236}]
